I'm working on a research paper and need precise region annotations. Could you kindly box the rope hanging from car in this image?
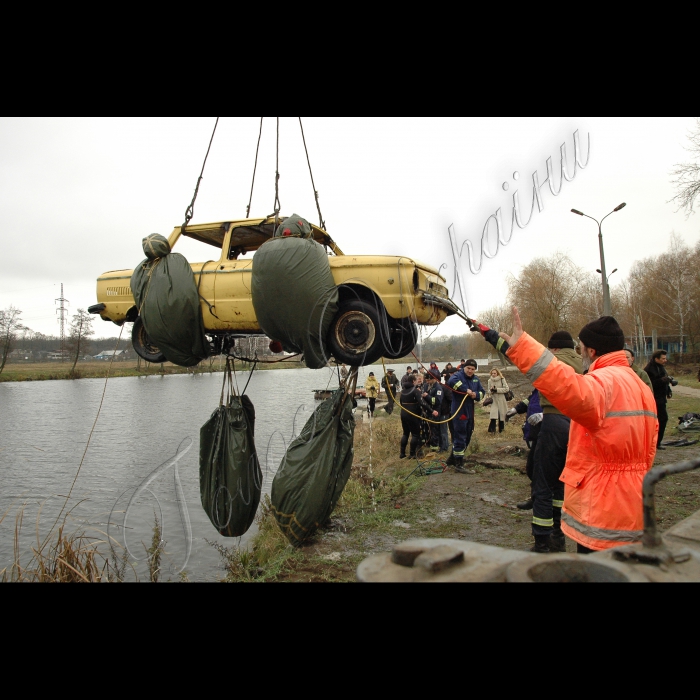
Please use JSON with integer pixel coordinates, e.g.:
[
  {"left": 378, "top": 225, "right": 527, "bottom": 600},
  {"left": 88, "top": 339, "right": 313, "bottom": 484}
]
[
  {"left": 299, "top": 117, "right": 327, "bottom": 231},
  {"left": 181, "top": 117, "right": 220, "bottom": 238},
  {"left": 246, "top": 117, "right": 264, "bottom": 219}
]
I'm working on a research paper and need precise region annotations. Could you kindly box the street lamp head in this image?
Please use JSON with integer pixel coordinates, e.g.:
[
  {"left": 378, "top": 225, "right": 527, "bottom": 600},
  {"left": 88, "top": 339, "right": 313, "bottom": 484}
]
[
  {"left": 611, "top": 269, "right": 619, "bottom": 275},
  {"left": 572, "top": 209, "right": 584, "bottom": 216},
  {"left": 596, "top": 270, "right": 602, "bottom": 275},
  {"left": 614, "top": 203, "right": 627, "bottom": 212}
]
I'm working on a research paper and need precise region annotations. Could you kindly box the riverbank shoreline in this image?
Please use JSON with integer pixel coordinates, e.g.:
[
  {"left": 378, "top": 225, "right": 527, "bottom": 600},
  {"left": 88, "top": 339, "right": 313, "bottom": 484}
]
[
  {"left": 215, "top": 381, "right": 700, "bottom": 583},
  {"left": 0, "top": 359, "right": 309, "bottom": 383}
]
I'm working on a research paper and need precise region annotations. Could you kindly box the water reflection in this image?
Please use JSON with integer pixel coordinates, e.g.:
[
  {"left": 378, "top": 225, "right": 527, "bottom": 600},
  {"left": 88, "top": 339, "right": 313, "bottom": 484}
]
[{"left": 0, "top": 364, "right": 383, "bottom": 581}]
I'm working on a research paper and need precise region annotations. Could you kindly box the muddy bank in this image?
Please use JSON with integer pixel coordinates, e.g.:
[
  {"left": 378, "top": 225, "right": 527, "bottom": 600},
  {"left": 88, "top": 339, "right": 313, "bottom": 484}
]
[{"left": 214, "top": 374, "right": 700, "bottom": 583}]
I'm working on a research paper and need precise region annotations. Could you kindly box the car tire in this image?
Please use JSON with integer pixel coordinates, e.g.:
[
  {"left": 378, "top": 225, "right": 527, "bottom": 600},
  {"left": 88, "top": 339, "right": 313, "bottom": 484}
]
[
  {"left": 328, "top": 300, "right": 385, "bottom": 367},
  {"left": 132, "top": 317, "right": 167, "bottom": 364},
  {"left": 383, "top": 318, "right": 418, "bottom": 360}
]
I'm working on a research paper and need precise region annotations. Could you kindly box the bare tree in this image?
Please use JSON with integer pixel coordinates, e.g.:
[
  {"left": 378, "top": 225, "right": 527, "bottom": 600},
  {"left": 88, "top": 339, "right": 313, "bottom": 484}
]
[
  {"left": 507, "top": 252, "right": 587, "bottom": 343},
  {"left": 670, "top": 117, "right": 700, "bottom": 217},
  {"left": 0, "top": 307, "right": 26, "bottom": 376},
  {"left": 67, "top": 310, "right": 94, "bottom": 377}
]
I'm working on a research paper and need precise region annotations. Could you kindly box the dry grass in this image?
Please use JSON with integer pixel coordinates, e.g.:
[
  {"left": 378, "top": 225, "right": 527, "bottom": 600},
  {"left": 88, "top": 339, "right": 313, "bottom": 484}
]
[{"left": 0, "top": 505, "right": 156, "bottom": 584}]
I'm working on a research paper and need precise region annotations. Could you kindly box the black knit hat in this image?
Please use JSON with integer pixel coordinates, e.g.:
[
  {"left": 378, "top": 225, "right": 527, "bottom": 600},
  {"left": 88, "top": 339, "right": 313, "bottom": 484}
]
[
  {"left": 548, "top": 331, "right": 576, "bottom": 350},
  {"left": 464, "top": 360, "right": 478, "bottom": 369},
  {"left": 579, "top": 317, "right": 625, "bottom": 356}
]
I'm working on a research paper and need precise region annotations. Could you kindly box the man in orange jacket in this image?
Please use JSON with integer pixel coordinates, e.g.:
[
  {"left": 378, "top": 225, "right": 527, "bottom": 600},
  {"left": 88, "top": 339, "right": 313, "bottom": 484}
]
[{"left": 497, "top": 309, "right": 658, "bottom": 554}]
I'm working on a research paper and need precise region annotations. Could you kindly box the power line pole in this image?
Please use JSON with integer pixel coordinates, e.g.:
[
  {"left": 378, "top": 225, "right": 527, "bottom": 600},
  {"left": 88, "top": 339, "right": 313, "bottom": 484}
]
[{"left": 55, "top": 283, "right": 69, "bottom": 358}]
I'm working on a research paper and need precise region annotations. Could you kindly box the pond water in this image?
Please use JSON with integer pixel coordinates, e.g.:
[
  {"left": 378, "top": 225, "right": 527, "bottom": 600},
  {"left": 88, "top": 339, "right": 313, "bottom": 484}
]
[{"left": 0, "top": 363, "right": 394, "bottom": 582}]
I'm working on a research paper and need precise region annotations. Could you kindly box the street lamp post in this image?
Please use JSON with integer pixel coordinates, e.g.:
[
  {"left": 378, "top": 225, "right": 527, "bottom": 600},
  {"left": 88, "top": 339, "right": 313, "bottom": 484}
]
[{"left": 571, "top": 203, "right": 627, "bottom": 317}]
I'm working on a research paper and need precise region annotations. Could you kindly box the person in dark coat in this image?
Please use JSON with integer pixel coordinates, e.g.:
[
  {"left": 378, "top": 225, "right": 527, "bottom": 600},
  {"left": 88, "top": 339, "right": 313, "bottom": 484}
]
[
  {"left": 645, "top": 350, "right": 673, "bottom": 449},
  {"left": 382, "top": 369, "right": 399, "bottom": 415},
  {"left": 400, "top": 375, "right": 428, "bottom": 459},
  {"left": 447, "top": 360, "right": 486, "bottom": 473},
  {"left": 423, "top": 369, "right": 445, "bottom": 452},
  {"left": 507, "top": 389, "right": 543, "bottom": 511}
]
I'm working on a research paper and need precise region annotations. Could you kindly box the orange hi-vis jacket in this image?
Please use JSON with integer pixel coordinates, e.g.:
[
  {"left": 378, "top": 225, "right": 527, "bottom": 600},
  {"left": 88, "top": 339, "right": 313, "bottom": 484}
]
[{"left": 508, "top": 334, "right": 658, "bottom": 552}]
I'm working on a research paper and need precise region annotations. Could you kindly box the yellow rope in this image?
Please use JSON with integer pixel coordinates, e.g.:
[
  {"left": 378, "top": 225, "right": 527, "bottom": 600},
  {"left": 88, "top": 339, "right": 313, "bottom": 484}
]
[{"left": 381, "top": 357, "right": 473, "bottom": 425}]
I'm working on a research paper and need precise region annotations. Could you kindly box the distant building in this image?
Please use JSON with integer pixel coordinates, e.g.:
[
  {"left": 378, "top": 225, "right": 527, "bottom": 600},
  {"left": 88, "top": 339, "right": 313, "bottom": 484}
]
[{"left": 94, "top": 350, "right": 127, "bottom": 361}]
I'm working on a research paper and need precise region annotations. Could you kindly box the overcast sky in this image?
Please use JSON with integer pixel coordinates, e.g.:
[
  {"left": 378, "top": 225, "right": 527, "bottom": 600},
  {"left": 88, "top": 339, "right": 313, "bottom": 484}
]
[{"left": 1, "top": 117, "right": 697, "bottom": 340}]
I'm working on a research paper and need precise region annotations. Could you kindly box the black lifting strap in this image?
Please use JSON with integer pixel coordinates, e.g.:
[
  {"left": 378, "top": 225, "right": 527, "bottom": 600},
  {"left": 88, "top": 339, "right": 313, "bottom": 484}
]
[{"left": 182, "top": 117, "right": 220, "bottom": 237}]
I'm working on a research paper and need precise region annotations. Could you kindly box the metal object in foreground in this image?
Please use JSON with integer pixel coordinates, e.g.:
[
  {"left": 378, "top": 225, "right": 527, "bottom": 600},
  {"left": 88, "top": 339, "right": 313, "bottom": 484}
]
[{"left": 358, "top": 458, "right": 700, "bottom": 583}]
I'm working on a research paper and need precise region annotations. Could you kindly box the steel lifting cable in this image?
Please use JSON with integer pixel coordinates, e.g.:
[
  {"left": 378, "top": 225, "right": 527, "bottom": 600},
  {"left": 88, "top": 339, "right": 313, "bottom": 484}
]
[
  {"left": 246, "top": 117, "right": 264, "bottom": 219},
  {"left": 182, "top": 117, "right": 220, "bottom": 236},
  {"left": 299, "top": 117, "right": 326, "bottom": 231},
  {"left": 273, "top": 117, "right": 281, "bottom": 225}
]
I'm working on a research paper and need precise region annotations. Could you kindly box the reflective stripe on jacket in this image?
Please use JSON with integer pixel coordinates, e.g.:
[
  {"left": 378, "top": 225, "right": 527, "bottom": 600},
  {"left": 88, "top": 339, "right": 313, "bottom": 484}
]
[{"left": 508, "top": 334, "right": 658, "bottom": 552}]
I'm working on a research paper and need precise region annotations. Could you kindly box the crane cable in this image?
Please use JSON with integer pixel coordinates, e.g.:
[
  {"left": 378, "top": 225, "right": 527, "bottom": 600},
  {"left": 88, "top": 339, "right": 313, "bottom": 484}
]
[
  {"left": 299, "top": 117, "right": 326, "bottom": 231},
  {"left": 246, "top": 117, "right": 264, "bottom": 219},
  {"left": 273, "top": 117, "right": 281, "bottom": 226},
  {"left": 182, "top": 117, "right": 220, "bottom": 237}
]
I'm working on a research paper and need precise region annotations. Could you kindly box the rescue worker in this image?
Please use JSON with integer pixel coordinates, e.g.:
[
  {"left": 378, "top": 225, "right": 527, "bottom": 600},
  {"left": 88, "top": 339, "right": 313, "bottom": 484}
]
[
  {"left": 527, "top": 332, "right": 583, "bottom": 554},
  {"left": 382, "top": 369, "right": 399, "bottom": 415},
  {"left": 400, "top": 375, "right": 427, "bottom": 459},
  {"left": 507, "top": 389, "right": 543, "bottom": 511},
  {"left": 497, "top": 309, "right": 658, "bottom": 554},
  {"left": 365, "top": 372, "right": 380, "bottom": 418},
  {"left": 423, "top": 369, "right": 444, "bottom": 453},
  {"left": 624, "top": 347, "right": 653, "bottom": 393},
  {"left": 447, "top": 360, "right": 486, "bottom": 474},
  {"left": 439, "top": 377, "right": 453, "bottom": 452}
]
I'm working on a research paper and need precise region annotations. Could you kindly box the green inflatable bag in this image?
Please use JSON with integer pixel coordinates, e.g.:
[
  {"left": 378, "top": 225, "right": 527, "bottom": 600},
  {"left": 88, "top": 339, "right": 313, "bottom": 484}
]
[
  {"left": 251, "top": 215, "right": 338, "bottom": 370},
  {"left": 131, "top": 235, "right": 210, "bottom": 368},
  {"left": 271, "top": 389, "right": 355, "bottom": 546},
  {"left": 200, "top": 366, "right": 262, "bottom": 538}
]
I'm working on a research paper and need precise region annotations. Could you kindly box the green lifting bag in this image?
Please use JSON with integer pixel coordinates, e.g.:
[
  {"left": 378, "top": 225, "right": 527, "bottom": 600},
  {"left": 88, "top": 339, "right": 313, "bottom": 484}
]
[
  {"left": 271, "top": 389, "right": 355, "bottom": 546},
  {"left": 131, "top": 235, "right": 210, "bottom": 368},
  {"left": 200, "top": 363, "right": 262, "bottom": 538},
  {"left": 251, "top": 215, "right": 338, "bottom": 370}
]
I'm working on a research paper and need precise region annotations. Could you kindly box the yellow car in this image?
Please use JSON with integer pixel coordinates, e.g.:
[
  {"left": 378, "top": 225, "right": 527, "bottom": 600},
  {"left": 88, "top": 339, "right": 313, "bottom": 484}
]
[{"left": 89, "top": 216, "right": 456, "bottom": 366}]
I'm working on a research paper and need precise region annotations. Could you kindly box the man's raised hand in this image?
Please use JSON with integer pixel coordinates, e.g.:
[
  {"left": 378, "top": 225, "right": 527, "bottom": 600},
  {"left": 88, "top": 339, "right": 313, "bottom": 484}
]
[{"left": 500, "top": 307, "right": 524, "bottom": 348}]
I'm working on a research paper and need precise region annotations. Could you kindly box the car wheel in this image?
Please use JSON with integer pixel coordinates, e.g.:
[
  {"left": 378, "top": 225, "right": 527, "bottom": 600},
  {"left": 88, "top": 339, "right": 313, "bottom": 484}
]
[
  {"left": 384, "top": 318, "right": 418, "bottom": 360},
  {"left": 329, "top": 300, "right": 384, "bottom": 367},
  {"left": 132, "top": 317, "right": 167, "bottom": 364}
]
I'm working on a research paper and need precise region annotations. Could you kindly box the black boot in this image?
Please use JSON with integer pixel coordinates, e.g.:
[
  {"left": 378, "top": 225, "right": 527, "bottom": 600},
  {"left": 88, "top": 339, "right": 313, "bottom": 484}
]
[
  {"left": 446, "top": 451, "right": 456, "bottom": 467},
  {"left": 454, "top": 457, "right": 469, "bottom": 475},
  {"left": 530, "top": 535, "right": 552, "bottom": 554},
  {"left": 400, "top": 435, "right": 409, "bottom": 460},
  {"left": 550, "top": 529, "right": 567, "bottom": 553},
  {"left": 517, "top": 499, "right": 534, "bottom": 511},
  {"left": 499, "top": 421, "right": 505, "bottom": 434},
  {"left": 488, "top": 420, "right": 497, "bottom": 434}
]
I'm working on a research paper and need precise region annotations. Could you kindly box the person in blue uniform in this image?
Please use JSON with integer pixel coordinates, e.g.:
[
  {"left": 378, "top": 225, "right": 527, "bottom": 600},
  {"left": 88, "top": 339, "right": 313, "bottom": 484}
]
[{"left": 447, "top": 360, "right": 486, "bottom": 473}]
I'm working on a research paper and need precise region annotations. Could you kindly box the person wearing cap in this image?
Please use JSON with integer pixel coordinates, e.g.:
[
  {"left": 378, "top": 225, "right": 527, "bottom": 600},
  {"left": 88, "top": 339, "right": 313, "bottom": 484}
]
[
  {"left": 365, "top": 372, "right": 381, "bottom": 418},
  {"left": 382, "top": 369, "right": 399, "bottom": 415},
  {"left": 498, "top": 309, "right": 658, "bottom": 555},
  {"left": 623, "top": 347, "right": 653, "bottom": 393},
  {"left": 447, "top": 360, "right": 486, "bottom": 473},
  {"left": 526, "top": 331, "right": 583, "bottom": 554}
]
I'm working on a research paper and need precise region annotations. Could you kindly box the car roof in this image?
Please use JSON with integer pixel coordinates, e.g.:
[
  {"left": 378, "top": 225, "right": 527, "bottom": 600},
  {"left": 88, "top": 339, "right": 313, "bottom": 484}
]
[{"left": 172, "top": 216, "right": 345, "bottom": 256}]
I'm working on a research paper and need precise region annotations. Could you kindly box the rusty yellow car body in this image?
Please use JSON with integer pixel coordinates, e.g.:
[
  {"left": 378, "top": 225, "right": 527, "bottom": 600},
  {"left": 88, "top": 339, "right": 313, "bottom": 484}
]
[{"left": 92, "top": 217, "right": 454, "bottom": 361}]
